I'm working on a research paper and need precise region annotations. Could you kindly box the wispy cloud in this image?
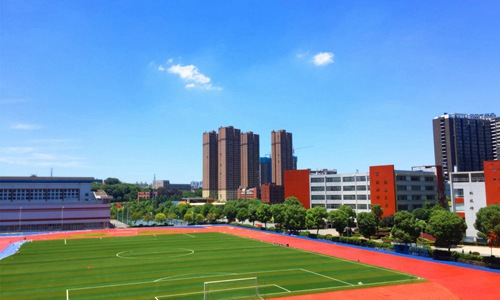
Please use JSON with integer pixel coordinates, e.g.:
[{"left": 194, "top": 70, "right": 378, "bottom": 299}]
[
  {"left": 313, "top": 52, "right": 334, "bottom": 66},
  {"left": 0, "top": 145, "right": 89, "bottom": 169},
  {"left": 157, "top": 59, "right": 222, "bottom": 91},
  {"left": 0, "top": 98, "right": 26, "bottom": 105},
  {"left": 10, "top": 123, "right": 41, "bottom": 130}
]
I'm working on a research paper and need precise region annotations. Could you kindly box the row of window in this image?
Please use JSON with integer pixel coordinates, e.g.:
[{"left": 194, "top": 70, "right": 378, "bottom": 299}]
[
  {"left": 0, "top": 189, "right": 86, "bottom": 201},
  {"left": 397, "top": 195, "right": 436, "bottom": 200},
  {"left": 396, "top": 176, "right": 435, "bottom": 182},
  {"left": 311, "top": 194, "right": 369, "bottom": 200},
  {"left": 396, "top": 185, "right": 435, "bottom": 191},
  {"left": 311, "top": 203, "right": 370, "bottom": 210},
  {"left": 310, "top": 176, "right": 369, "bottom": 183},
  {"left": 311, "top": 185, "right": 369, "bottom": 192}
]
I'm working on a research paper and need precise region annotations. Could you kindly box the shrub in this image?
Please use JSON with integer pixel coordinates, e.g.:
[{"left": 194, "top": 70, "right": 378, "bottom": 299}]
[{"left": 324, "top": 234, "right": 333, "bottom": 241}]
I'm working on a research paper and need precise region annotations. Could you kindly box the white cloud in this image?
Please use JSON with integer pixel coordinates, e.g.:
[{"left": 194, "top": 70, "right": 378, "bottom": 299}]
[
  {"left": 313, "top": 52, "right": 334, "bottom": 66},
  {"left": 158, "top": 60, "right": 222, "bottom": 91},
  {"left": 10, "top": 123, "right": 41, "bottom": 130}
]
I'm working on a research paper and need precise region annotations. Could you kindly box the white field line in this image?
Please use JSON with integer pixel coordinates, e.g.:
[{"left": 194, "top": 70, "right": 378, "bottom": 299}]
[
  {"left": 183, "top": 233, "right": 196, "bottom": 238},
  {"left": 263, "top": 277, "right": 423, "bottom": 298},
  {"left": 273, "top": 284, "right": 291, "bottom": 293},
  {"left": 67, "top": 268, "right": 301, "bottom": 295},
  {"left": 154, "top": 283, "right": 289, "bottom": 299},
  {"left": 288, "top": 245, "right": 420, "bottom": 279},
  {"left": 300, "top": 268, "right": 354, "bottom": 286}
]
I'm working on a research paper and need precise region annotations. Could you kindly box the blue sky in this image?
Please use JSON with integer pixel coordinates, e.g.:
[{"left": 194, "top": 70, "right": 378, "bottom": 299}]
[{"left": 1, "top": 1, "right": 499, "bottom": 184}]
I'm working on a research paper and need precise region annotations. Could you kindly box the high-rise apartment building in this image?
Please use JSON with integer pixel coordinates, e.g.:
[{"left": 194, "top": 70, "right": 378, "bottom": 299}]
[
  {"left": 202, "top": 131, "right": 218, "bottom": 198},
  {"left": 271, "top": 130, "right": 294, "bottom": 185},
  {"left": 259, "top": 157, "right": 272, "bottom": 185},
  {"left": 218, "top": 126, "right": 241, "bottom": 201},
  {"left": 433, "top": 113, "right": 496, "bottom": 180},
  {"left": 492, "top": 117, "right": 500, "bottom": 160},
  {"left": 240, "top": 132, "right": 260, "bottom": 189}
]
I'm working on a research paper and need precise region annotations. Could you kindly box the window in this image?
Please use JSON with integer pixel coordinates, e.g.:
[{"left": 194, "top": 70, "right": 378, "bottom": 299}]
[
  {"left": 425, "top": 186, "right": 434, "bottom": 191},
  {"left": 343, "top": 176, "right": 355, "bottom": 182},
  {"left": 356, "top": 176, "right": 366, "bottom": 181},
  {"left": 311, "top": 195, "right": 325, "bottom": 200},
  {"left": 343, "top": 195, "right": 355, "bottom": 200},
  {"left": 311, "top": 186, "right": 325, "bottom": 192},
  {"left": 356, "top": 185, "right": 367, "bottom": 191},
  {"left": 453, "top": 189, "right": 464, "bottom": 197},
  {"left": 343, "top": 186, "right": 355, "bottom": 191},
  {"left": 326, "top": 177, "right": 341, "bottom": 182},
  {"left": 311, "top": 177, "right": 325, "bottom": 183},
  {"left": 327, "top": 195, "right": 341, "bottom": 200},
  {"left": 397, "top": 185, "right": 407, "bottom": 191},
  {"left": 357, "top": 204, "right": 368, "bottom": 209},
  {"left": 411, "top": 185, "right": 421, "bottom": 191},
  {"left": 398, "top": 204, "right": 408, "bottom": 211},
  {"left": 410, "top": 176, "right": 420, "bottom": 181},
  {"left": 396, "top": 176, "right": 407, "bottom": 181},
  {"left": 424, "top": 177, "right": 435, "bottom": 182},
  {"left": 397, "top": 195, "right": 408, "bottom": 200},
  {"left": 357, "top": 195, "right": 367, "bottom": 200},
  {"left": 326, "top": 186, "right": 341, "bottom": 191}
]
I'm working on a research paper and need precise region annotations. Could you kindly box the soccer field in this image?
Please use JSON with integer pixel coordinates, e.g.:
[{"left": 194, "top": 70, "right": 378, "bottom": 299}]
[{"left": 0, "top": 232, "right": 422, "bottom": 299}]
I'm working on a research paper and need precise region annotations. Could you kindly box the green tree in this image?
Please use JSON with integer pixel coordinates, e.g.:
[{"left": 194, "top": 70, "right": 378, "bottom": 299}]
[
  {"left": 256, "top": 203, "right": 272, "bottom": 228},
  {"left": 357, "top": 212, "right": 377, "bottom": 239},
  {"left": 143, "top": 212, "right": 154, "bottom": 223},
  {"left": 284, "top": 204, "right": 306, "bottom": 232},
  {"left": 237, "top": 207, "right": 249, "bottom": 223},
  {"left": 271, "top": 204, "right": 286, "bottom": 228},
  {"left": 201, "top": 203, "right": 214, "bottom": 217},
  {"left": 338, "top": 205, "right": 356, "bottom": 227},
  {"left": 210, "top": 206, "right": 224, "bottom": 222},
  {"left": 248, "top": 202, "right": 259, "bottom": 225},
  {"left": 284, "top": 196, "right": 303, "bottom": 207},
  {"left": 427, "top": 210, "right": 467, "bottom": 251},
  {"left": 195, "top": 213, "right": 205, "bottom": 225},
  {"left": 381, "top": 215, "right": 394, "bottom": 227},
  {"left": 412, "top": 207, "right": 430, "bottom": 222},
  {"left": 224, "top": 200, "right": 239, "bottom": 223},
  {"left": 155, "top": 213, "right": 167, "bottom": 224},
  {"left": 391, "top": 211, "right": 420, "bottom": 243},
  {"left": 305, "top": 206, "right": 328, "bottom": 234},
  {"left": 328, "top": 209, "right": 348, "bottom": 236},
  {"left": 474, "top": 204, "right": 500, "bottom": 246},
  {"left": 104, "top": 177, "right": 121, "bottom": 185},
  {"left": 371, "top": 204, "right": 384, "bottom": 235},
  {"left": 183, "top": 212, "right": 194, "bottom": 223}
]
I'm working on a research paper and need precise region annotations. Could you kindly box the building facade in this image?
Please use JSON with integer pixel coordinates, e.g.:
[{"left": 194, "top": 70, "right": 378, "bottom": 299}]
[
  {"left": 240, "top": 132, "right": 260, "bottom": 189},
  {"left": 271, "top": 130, "right": 294, "bottom": 186},
  {"left": 284, "top": 165, "right": 441, "bottom": 215},
  {"left": 0, "top": 176, "right": 110, "bottom": 232},
  {"left": 218, "top": 126, "right": 241, "bottom": 201},
  {"left": 433, "top": 113, "right": 496, "bottom": 180},
  {"left": 450, "top": 161, "right": 500, "bottom": 238},
  {"left": 202, "top": 131, "right": 218, "bottom": 198}
]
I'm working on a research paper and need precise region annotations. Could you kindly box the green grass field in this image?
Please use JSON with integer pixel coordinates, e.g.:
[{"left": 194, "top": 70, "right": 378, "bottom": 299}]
[{"left": 0, "top": 232, "right": 422, "bottom": 299}]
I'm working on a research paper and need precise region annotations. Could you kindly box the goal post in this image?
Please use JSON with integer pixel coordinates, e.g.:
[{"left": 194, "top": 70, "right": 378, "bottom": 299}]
[{"left": 203, "top": 277, "right": 261, "bottom": 300}]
